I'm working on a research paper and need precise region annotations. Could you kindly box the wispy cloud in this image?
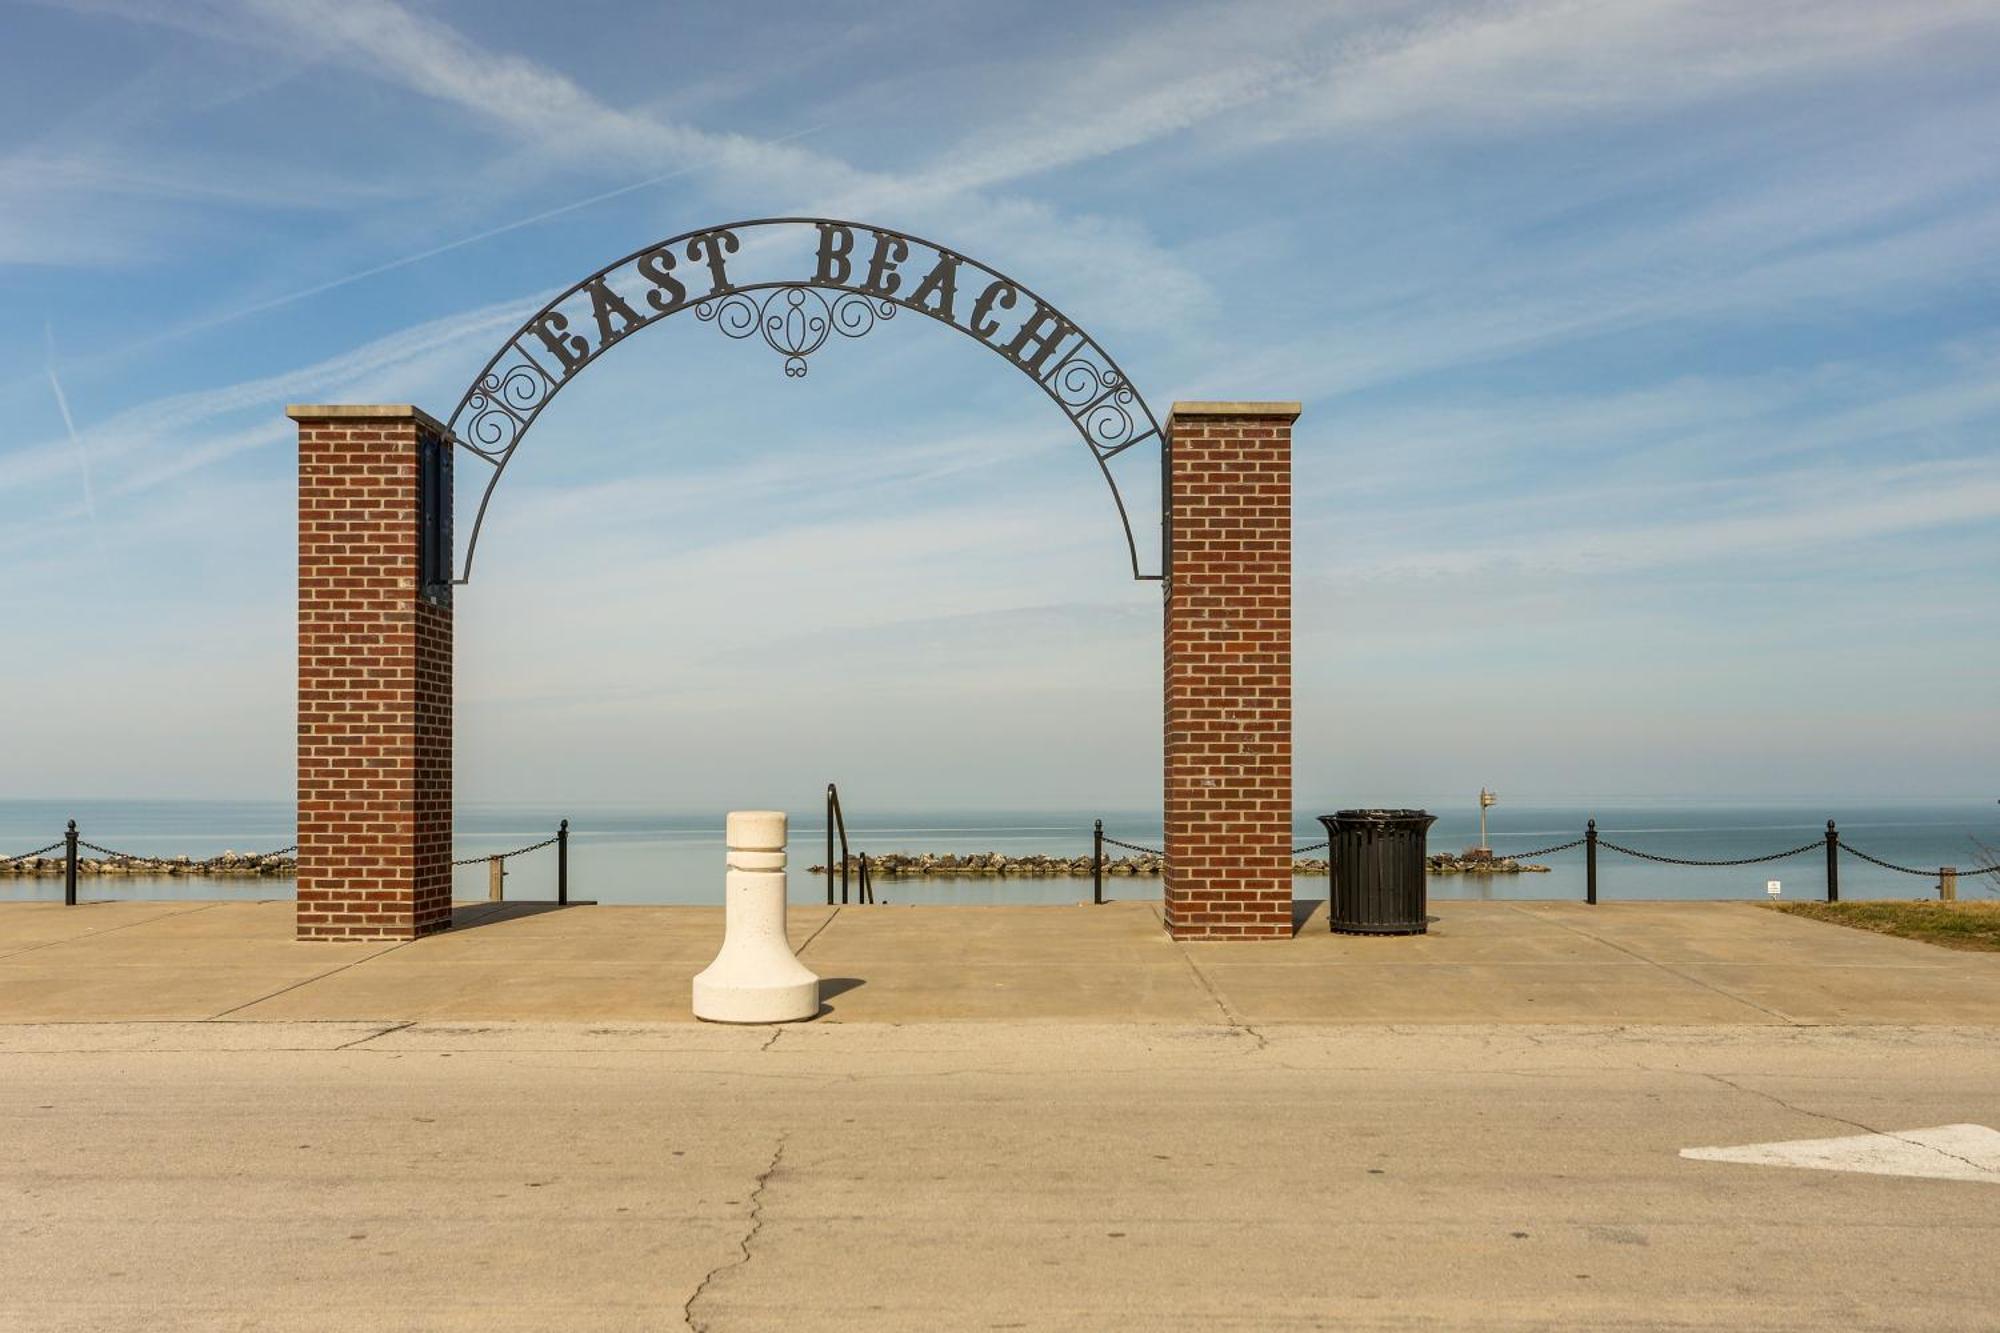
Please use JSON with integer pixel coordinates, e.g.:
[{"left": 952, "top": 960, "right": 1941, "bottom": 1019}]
[
  {"left": 0, "top": 292, "right": 544, "bottom": 504},
  {"left": 1241, "top": 0, "right": 1997, "bottom": 142},
  {"left": 1326, "top": 455, "right": 2000, "bottom": 581},
  {"left": 62, "top": 0, "right": 1220, "bottom": 324}
]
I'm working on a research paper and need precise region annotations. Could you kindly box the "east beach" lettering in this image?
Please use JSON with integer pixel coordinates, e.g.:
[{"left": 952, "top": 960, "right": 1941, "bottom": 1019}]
[{"left": 518, "top": 221, "right": 1084, "bottom": 384}]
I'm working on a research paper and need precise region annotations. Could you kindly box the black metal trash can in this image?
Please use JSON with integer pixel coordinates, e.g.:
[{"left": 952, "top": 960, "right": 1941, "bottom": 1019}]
[{"left": 1320, "top": 809, "right": 1437, "bottom": 935}]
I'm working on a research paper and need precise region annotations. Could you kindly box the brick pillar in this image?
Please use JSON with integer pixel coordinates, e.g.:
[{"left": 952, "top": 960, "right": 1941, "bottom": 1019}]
[
  {"left": 290, "top": 405, "right": 454, "bottom": 941},
  {"left": 1162, "top": 402, "right": 1297, "bottom": 940}
]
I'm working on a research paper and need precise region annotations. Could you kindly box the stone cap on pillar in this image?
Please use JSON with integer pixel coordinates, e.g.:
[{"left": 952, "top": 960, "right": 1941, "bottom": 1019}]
[
  {"left": 286, "top": 404, "right": 450, "bottom": 435},
  {"left": 1167, "top": 401, "right": 1302, "bottom": 424}
]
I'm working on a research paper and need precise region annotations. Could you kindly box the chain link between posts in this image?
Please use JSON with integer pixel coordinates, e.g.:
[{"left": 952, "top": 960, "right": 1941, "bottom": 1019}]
[
  {"left": 1, "top": 841, "right": 65, "bottom": 865},
  {"left": 452, "top": 834, "right": 560, "bottom": 867},
  {"left": 1487, "top": 837, "right": 1588, "bottom": 861},
  {"left": 1595, "top": 838, "right": 1824, "bottom": 867},
  {"left": 1840, "top": 844, "right": 2000, "bottom": 878},
  {"left": 71, "top": 839, "right": 299, "bottom": 870}
]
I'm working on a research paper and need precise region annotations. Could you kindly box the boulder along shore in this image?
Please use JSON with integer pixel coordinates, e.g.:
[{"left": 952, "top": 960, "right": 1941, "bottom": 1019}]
[
  {"left": 5, "top": 849, "right": 1547, "bottom": 882},
  {"left": 0, "top": 852, "right": 298, "bottom": 878},
  {"left": 807, "top": 851, "right": 1550, "bottom": 878}
]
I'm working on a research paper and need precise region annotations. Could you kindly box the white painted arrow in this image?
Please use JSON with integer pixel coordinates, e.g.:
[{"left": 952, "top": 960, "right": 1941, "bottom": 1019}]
[{"left": 1682, "top": 1124, "right": 2000, "bottom": 1183}]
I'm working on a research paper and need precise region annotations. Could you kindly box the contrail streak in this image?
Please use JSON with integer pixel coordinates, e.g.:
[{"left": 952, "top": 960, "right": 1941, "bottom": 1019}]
[
  {"left": 143, "top": 125, "right": 826, "bottom": 350},
  {"left": 44, "top": 324, "right": 97, "bottom": 525}
]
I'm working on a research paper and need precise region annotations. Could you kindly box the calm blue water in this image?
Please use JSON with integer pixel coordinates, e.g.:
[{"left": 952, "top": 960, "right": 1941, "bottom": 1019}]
[{"left": 1, "top": 798, "right": 1993, "bottom": 906}]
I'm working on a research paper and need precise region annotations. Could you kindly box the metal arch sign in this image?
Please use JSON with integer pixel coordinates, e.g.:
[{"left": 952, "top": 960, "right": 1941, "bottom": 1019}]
[{"left": 445, "top": 217, "right": 1165, "bottom": 583}]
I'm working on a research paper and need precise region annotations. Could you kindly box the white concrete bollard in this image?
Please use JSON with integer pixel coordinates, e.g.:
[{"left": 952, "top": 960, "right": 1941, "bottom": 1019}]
[{"left": 692, "top": 811, "right": 820, "bottom": 1023}]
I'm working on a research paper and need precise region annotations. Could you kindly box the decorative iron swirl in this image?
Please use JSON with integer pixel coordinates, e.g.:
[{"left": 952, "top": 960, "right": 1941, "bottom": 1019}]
[
  {"left": 697, "top": 286, "right": 897, "bottom": 377},
  {"left": 1044, "top": 356, "right": 1139, "bottom": 452},
  {"left": 463, "top": 363, "right": 551, "bottom": 454},
  {"left": 1053, "top": 357, "right": 1119, "bottom": 408},
  {"left": 697, "top": 292, "right": 762, "bottom": 340},
  {"left": 1082, "top": 386, "right": 1138, "bottom": 452}
]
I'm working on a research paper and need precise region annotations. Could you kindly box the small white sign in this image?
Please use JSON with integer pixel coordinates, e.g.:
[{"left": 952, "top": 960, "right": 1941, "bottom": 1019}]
[{"left": 1767, "top": 879, "right": 1782, "bottom": 897}]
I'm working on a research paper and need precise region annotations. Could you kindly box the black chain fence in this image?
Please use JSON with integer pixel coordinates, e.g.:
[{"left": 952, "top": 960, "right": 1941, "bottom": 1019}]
[
  {"left": 1597, "top": 838, "right": 1826, "bottom": 868},
  {"left": 74, "top": 839, "right": 299, "bottom": 870},
  {"left": 1841, "top": 844, "right": 2000, "bottom": 878},
  {"left": 1094, "top": 817, "right": 1996, "bottom": 906},
  {"left": 452, "top": 833, "right": 562, "bottom": 867},
  {"left": 1102, "top": 836, "right": 1337, "bottom": 858},
  {"left": 1, "top": 841, "right": 66, "bottom": 865},
  {"left": 7, "top": 819, "right": 571, "bottom": 907},
  {"left": 1488, "top": 837, "right": 1588, "bottom": 860}
]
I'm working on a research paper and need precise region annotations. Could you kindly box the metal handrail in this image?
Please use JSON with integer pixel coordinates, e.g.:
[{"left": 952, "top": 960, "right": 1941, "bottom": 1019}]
[{"left": 826, "top": 784, "right": 852, "bottom": 905}]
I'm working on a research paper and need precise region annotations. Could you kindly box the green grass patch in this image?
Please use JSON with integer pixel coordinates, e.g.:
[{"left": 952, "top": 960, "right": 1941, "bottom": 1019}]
[{"left": 1769, "top": 900, "right": 2000, "bottom": 953}]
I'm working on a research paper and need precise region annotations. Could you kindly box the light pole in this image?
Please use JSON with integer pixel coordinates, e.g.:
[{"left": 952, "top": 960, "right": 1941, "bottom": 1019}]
[{"left": 1478, "top": 787, "right": 1498, "bottom": 854}]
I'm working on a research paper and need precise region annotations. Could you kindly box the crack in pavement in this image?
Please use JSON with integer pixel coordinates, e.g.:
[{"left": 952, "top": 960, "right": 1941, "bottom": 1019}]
[
  {"left": 683, "top": 1133, "right": 788, "bottom": 1331},
  {"left": 331, "top": 1020, "right": 416, "bottom": 1051},
  {"left": 1664, "top": 1066, "right": 1997, "bottom": 1177},
  {"left": 1152, "top": 906, "right": 1268, "bottom": 1052}
]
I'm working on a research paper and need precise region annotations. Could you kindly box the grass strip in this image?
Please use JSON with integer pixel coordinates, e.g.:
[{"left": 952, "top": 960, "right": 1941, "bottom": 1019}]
[{"left": 1770, "top": 900, "right": 2000, "bottom": 953}]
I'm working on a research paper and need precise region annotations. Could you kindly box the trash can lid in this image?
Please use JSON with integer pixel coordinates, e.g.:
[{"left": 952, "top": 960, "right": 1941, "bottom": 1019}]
[{"left": 1323, "top": 808, "right": 1438, "bottom": 827}]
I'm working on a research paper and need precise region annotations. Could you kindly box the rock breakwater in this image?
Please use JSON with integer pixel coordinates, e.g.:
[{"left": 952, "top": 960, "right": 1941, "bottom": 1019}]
[
  {"left": 0, "top": 852, "right": 298, "bottom": 878},
  {"left": 1427, "top": 851, "right": 1551, "bottom": 875},
  {"left": 805, "top": 850, "right": 1548, "bottom": 879},
  {"left": 808, "top": 851, "right": 1337, "bottom": 878}
]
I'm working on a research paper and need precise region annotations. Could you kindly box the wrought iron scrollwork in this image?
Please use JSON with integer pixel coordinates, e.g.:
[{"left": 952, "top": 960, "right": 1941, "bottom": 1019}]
[
  {"left": 444, "top": 217, "right": 1164, "bottom": 583},
  {"left": 1047, "top": 355, "right": 1144, "bottom": 455},
  {"left": 460, "top": 359, "right": 555, "bottom": 460},
  {"left": 695, "top": 287, "right": 897, "bottom": 377}
]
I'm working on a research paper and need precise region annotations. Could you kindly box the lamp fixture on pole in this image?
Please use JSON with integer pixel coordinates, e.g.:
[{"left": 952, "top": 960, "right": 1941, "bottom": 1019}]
[{"left": 1478, "top": 787, "right": 1499, "bottom": 853}]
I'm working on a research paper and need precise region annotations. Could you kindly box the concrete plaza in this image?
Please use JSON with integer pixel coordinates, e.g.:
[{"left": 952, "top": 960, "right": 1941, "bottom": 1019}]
[
  {"left": 3, "top": 897, "right": 2000, "bottom": 1025},
  {"left": 3, "top": 899, "right": 1998, "bottom": 1329}
]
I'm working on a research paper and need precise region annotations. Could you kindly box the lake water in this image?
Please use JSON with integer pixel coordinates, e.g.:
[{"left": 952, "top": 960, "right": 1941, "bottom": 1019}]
[{"left": 1, "top": 798, "right": 1993, "bottom": 906}]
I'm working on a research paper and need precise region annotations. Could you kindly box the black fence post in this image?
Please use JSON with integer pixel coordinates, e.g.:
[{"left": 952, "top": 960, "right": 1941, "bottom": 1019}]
[
  {"left": 825, "top": 789, "right": 835, "bottom": 906},
  {"left": 64, "top": 820, "right": 79, "bottom": 907},
  {"left": 1585, "top": 819, "right": 1597, "bottom": 906},
  {"left": 1824, "top": 819, "right": 1838, "bottom": 904},
  {"left": 1093, "top": 820, "right": 1104, "bottom": 905},
  {"left": 557, "top": 819, "right": 569, "bottom": 906}
]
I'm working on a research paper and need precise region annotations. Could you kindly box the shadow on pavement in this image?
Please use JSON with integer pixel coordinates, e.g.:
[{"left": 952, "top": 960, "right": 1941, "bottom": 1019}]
[{"left": 449, "top": 900, "right": 594, "bottom": 933}]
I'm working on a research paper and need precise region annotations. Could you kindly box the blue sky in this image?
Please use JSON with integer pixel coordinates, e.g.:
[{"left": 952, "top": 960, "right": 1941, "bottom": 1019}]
[{"left": 1, "top": 0, "right": 1995, "bottom": 810}]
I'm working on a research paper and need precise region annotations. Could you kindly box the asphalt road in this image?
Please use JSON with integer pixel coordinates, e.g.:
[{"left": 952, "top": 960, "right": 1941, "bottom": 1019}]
[{"left": 2, "top": 1021, "right": 1995, "bottom": 1330}]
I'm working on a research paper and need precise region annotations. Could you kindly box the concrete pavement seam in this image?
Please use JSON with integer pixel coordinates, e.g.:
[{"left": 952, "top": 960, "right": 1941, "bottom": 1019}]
[
  {"left": 1503, "top": 904, "right": 1800, "bottom": 1024},
  {"left": 682, "top": 1131, "right": 787, "bottom": 1331},
  {"left": 794, "top": 907, "right": 841, "bottom": 956},
  {"left": 204, "top": 939, "right": 415, "bottom": 1019},
  {"left": 0, "top": 901, "right": 227, "bottom": 962}
]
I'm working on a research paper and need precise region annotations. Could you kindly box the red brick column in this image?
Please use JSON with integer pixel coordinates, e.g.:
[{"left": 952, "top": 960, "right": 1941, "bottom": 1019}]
[
  {"left": 290, "top": 406, "right": 454, "bottom": 941},
  {"left": 1162, "top": 402, "right": 1297, "bottom": 940}
]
